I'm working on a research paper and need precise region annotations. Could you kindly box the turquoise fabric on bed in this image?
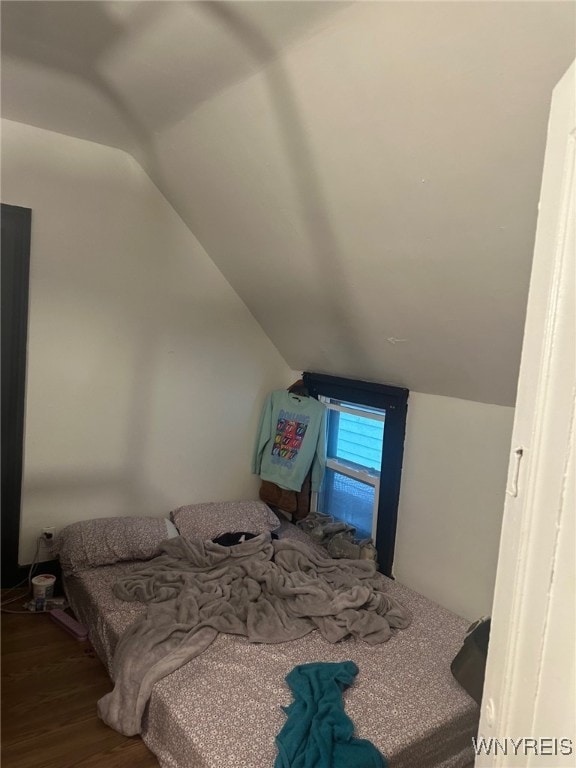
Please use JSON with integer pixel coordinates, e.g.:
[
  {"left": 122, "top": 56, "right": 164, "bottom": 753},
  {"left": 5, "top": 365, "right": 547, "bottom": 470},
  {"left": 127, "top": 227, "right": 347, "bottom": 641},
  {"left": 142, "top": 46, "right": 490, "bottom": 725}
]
[{"left": 274, "top": 661, "right": 387, "bottom": 768}]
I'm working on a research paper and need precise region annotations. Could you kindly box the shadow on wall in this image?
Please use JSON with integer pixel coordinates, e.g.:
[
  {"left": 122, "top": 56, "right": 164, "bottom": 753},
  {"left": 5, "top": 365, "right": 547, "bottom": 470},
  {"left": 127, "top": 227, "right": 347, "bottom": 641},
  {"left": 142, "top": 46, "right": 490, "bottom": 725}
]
[
  {"left": 4, "top": 0, "right": 367, "bottom": 373},
  {"left": 21, "top": 468, "right": 173, "bottom": 563},
  {"left": 194, "top": 2, "right": 366, "bottom": 373},
  {"left": 23, "top": 469, "right": 171, "bottom": 510},
  {"left": 1, "top": 1, "right": 164, "bottom": 174}
]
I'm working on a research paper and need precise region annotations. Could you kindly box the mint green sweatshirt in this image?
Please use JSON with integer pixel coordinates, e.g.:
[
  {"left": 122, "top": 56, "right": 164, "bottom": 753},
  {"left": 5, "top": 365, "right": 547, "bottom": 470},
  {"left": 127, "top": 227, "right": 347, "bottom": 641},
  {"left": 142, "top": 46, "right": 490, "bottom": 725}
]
[{"left": 251, "top": 390, "right": 326, "bottom": 492}]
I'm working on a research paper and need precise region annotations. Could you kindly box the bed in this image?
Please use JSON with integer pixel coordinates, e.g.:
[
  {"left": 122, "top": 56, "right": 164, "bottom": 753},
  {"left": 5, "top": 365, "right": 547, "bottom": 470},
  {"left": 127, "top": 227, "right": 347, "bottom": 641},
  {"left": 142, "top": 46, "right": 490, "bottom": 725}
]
[{"left": 58, "top": 509, "right": 479, "bottom": 768}]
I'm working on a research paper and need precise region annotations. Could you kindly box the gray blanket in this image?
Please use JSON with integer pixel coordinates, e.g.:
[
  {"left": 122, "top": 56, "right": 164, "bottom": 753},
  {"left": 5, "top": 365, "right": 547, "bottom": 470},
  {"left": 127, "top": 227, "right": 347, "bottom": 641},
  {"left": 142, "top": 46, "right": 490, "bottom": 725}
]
[{"left": 97, "top": 533, "right": 410, "bottom": 736}]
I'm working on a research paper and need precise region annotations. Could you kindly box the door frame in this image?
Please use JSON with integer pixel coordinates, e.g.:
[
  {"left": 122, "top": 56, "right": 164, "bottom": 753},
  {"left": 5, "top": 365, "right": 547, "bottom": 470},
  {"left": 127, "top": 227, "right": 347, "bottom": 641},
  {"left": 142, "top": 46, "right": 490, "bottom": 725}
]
[{"left": 476, "top": 61, "right": 575, "bottom": 764}]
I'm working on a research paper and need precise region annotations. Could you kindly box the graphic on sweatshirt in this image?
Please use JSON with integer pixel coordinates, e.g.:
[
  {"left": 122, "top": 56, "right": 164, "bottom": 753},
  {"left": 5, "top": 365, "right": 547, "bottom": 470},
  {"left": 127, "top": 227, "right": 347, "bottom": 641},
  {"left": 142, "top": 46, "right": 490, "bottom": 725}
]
[{"left": 271, "top": 410, "right": 310, "bottom": 467}]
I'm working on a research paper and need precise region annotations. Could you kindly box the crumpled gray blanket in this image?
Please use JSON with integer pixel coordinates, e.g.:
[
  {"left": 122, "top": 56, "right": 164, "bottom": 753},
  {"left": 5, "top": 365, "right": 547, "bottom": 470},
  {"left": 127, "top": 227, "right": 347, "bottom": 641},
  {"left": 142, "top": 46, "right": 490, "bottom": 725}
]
[{"left": 97, "top": 533, "right": 410, "bottom": 736}]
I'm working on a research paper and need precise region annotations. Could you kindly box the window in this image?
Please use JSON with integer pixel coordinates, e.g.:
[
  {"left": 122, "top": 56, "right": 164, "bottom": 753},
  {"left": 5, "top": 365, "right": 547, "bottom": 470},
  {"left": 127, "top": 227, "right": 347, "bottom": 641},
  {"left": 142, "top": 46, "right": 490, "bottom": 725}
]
[
  {"left": 302, "top": 372, "right": 408, "bottom": 576},
  {"left": 316, "top": 398, "right": 386, "bottom": 541}
]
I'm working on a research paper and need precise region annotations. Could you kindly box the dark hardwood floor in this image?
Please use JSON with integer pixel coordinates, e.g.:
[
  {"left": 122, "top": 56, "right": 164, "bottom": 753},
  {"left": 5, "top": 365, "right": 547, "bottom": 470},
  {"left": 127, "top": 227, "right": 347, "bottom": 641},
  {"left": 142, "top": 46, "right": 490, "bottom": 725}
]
[{"left": 1, "top": 591, "right": 159, "bottom": 767}]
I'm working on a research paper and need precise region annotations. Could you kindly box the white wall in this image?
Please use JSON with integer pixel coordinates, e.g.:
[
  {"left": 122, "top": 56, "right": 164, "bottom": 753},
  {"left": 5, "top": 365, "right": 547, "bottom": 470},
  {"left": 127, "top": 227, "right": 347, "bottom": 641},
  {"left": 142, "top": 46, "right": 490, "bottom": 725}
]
[
  {"left": 1, "top": 119, "right": 293, "bottom": 564},
  {"left": 394, "top": 392, "right": 514, "bottom": 620},
  {"left": 142, "top": 2, "right": 574, "bottom": 407}
]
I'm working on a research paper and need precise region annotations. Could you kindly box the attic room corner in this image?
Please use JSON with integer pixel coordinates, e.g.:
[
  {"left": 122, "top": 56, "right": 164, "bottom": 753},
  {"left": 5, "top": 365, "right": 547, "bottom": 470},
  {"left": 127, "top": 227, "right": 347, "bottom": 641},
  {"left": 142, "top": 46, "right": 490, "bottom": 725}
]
[
  {"left": 3, "top": 1, "right": 572, "bottom": 625},
  {"left": 0, "top": 116, "right": 521, "bottom": 622},
  {"left": 1, "top": 4, "right": 574, "bottom": 766},
  {"left": 0, "top": 118, "right": 294, "bottom": 570}
]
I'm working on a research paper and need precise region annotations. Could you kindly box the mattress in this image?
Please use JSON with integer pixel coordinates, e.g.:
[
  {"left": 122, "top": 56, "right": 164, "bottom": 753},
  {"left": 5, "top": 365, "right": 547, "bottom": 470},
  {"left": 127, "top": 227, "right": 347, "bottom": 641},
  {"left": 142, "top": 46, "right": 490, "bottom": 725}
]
[{"left": 65, "top": 529, "right": 478, "bottom": 768}]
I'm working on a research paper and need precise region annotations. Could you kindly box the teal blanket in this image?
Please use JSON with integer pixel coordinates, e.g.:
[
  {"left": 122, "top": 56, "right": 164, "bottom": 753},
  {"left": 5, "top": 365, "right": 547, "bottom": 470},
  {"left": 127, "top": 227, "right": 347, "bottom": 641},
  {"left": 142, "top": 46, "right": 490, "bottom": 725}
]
[{"left": 275, "top": 662, "right": 387, "bottom": 768}]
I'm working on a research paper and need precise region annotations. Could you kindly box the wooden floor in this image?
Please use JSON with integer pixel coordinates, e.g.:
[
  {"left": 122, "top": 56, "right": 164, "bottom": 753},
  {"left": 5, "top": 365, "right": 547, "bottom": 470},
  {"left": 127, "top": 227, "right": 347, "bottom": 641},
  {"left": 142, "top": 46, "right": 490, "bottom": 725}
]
[{"left": 1, "top": 592, "right": 159, "bottom": 768}]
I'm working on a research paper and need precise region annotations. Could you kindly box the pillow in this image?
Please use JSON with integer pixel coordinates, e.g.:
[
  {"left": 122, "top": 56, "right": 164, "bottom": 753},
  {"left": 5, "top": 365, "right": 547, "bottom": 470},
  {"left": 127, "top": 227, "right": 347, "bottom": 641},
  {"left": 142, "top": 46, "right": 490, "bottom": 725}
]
[
  {"left": 56, "top": 517, "right": 175, "bottom": 575},
  {"left": 170, "top": 500, "right": 280, "bottom": 541}
]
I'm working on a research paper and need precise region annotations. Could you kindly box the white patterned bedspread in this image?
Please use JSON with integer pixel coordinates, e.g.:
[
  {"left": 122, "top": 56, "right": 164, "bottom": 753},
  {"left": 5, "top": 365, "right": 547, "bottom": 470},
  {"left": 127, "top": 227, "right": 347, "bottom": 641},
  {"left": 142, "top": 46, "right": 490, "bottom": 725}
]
[{"left": 64, "top": 526, "right": 478, "bottom": 768}]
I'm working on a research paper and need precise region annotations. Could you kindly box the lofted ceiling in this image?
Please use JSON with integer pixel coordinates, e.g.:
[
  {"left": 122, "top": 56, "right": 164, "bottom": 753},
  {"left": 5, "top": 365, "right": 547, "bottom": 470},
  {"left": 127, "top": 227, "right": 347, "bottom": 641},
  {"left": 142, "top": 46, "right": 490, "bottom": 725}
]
[{"left": 2, "top": 1, "right": 575, "bottom": 406}]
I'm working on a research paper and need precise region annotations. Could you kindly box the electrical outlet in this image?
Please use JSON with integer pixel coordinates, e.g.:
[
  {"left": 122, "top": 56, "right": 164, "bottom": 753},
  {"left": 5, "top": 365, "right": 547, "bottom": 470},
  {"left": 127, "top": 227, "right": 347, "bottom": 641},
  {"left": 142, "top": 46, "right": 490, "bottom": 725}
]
[{"left": 41, "top": 526, "right": 55, "bottom": 541}]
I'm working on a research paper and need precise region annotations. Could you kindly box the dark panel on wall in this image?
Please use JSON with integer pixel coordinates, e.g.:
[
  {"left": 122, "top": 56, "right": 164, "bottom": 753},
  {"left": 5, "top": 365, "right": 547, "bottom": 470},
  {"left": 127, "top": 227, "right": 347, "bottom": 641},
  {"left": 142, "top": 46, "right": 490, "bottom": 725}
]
[{"left": 2, "top": 203, "right": 32, "bottom": 587}]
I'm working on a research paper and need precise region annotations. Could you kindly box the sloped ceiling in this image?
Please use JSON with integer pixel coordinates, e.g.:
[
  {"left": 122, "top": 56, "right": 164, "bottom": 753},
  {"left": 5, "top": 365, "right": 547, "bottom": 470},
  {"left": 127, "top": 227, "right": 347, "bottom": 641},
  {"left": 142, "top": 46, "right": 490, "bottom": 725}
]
[{"left": 2, "top": 1, "right": 575, "bottom": 406}]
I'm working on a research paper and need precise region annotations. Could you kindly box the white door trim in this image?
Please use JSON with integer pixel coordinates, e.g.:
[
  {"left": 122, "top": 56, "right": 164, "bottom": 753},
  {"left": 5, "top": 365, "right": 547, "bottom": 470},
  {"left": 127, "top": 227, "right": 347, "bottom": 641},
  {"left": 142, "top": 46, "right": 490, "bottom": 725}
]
[{"left": 476, "top": 60, "right": 575, "bottom": 766}]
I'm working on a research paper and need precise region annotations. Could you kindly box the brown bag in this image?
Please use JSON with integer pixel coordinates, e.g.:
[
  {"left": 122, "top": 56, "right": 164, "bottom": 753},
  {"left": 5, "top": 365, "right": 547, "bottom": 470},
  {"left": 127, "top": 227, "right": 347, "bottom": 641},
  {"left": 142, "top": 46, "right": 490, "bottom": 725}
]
[
  {"left": 292, "top": 472, "right": 311, "bottom": 521},
  {"left": 259, "top": 480, "right": 297, "bottom": 514}
]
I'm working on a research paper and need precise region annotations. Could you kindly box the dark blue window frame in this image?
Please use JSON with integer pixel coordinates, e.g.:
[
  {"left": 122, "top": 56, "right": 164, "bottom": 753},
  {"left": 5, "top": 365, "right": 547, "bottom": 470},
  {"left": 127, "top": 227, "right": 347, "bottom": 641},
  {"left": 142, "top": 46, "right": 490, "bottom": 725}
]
[{"left": 302, "top": 372, "right": 409, "bottom": 577}]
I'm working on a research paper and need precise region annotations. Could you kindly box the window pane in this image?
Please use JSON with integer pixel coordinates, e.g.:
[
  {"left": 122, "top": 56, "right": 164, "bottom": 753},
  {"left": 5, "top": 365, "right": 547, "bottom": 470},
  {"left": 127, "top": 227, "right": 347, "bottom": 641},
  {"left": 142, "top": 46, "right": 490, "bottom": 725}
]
[
  {"left": 328, "top": 410, "right": 384, "bottom": 471},
  {"left": 333, "top": 400, "right": 385, "bottom": 417},
  {"left": 318, "top": 467, "right": 375, "bottom": 541}
]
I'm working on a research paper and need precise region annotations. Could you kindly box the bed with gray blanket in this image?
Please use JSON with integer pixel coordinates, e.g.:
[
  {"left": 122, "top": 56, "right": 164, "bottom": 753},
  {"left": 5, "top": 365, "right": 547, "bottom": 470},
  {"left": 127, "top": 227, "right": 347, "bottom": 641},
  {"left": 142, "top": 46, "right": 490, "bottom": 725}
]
[{"left": 64, "top": 521, "right": 478, "bottom": 768}]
